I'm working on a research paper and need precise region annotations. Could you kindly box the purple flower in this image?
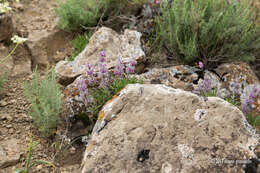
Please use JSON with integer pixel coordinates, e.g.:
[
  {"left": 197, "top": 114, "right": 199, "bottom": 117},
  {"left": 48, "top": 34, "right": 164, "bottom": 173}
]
[
  {"left": 229, "top": 78, "right": 242, "bottom": 96},
  {"left": 86, "top": 63, "right": 96, "bottom": 85},
  {"left": 125, "top": 59, "right": 137, "bottom": 74},
  {"left": 198, "top": 61, "right": 203, "bottom": 69},
  {"left": 97, "top": 56, "right": 108, "bottom": 88},
  {"left": 114, "top": 57, "right": 125, "bottom": 77},
  {"left": 199, "top": 75, "right": 211, "bottom": 93},
  {"left": 240, "top": 84, "right": 260, "bottom": 114},
  {"left": 86, "top": 63, "right": 93, "bottom": 76},
  {"left": 98, "top": 51, "right": 106, "bottom": 60},
  {"left": 126, "top": 64, "right": 135, "bottom": 74},
  {"left": 77, "top": 78, "right": 92, "bottom": 106},
  {"left": 77, "top": 78, "right": 88, "bottom": 95}
]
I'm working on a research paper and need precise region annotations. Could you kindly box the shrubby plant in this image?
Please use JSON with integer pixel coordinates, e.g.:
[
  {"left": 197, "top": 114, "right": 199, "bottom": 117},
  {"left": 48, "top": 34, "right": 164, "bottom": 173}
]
[
  {"left": 55, "top": 0, "right": 150, "bottom": 31},
  {"left": 24, "top": 68, "right": 62, "bottom": 137},
  {"left": 156, "top": 0, "right": 260, "bottom": 65},
  {"left": 55, "top": 0, "right": 100, "bottom": 31}
]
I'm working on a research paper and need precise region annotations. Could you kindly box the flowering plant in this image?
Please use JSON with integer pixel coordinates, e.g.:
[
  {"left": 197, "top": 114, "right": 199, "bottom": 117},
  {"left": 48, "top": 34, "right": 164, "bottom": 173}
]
[
  {"left": 69, "top": 51, "right": 142, "bottom": 122},
  {"left": 0, "top": 35, "right": 28, "bottom": 64}
]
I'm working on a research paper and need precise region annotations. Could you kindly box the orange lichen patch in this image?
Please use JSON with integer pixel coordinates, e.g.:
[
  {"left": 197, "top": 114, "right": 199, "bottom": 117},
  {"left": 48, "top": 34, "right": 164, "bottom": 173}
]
[{"left": 98, "top": 110, "right": 105, "bottom": 121}]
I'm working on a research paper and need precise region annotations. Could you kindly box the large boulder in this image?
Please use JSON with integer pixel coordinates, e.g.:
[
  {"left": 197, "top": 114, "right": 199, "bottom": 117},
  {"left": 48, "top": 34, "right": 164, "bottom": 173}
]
[
  {"left": 55, "top": 27, "right": 145, "bottom": 85},
  {"left": 81, "top": 84, "right": 259, "bottom": 173}
]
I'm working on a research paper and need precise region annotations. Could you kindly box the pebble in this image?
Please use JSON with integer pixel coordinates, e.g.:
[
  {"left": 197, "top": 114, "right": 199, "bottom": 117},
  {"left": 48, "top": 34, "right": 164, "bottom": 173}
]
[
  {"left": 0, "top": 113, "right": 12, "bottom": 121},
  {"left": 9, "top": 128, "right": 14, "bottom": 134},
  {"left": 6, "top": 124, "right": 12, "bottom": 129},
  {"left": 0, "top": 100, "right": 8, "bottom": 107},
  {"left": 36, "top": 164, "right": 43, "bottom": 171}
]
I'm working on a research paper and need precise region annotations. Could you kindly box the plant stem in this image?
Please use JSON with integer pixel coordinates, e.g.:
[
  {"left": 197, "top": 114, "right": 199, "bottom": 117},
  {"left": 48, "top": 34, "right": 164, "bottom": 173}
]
[{"left": 0, "top": 43, "right": 19, "bottom": 64}]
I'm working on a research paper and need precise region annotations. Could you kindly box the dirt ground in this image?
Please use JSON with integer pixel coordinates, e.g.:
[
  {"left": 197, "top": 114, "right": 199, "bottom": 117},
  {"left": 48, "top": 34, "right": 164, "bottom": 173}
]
[{"left": 0, "top": 0, "right": 84, "bottom": 172}]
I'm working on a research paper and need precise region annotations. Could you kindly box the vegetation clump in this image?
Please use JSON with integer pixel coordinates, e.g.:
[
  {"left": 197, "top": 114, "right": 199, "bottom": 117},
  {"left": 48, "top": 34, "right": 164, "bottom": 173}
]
[
  {"left": 68, "top": 51, "right": 143, "bottom": 124},
  {"left": 55, "top": 0, "right": 100, "bottom": 31},
  {"left": 156, "top": 0, "right": 260, "bottom": 66},
  {"left": 69, "top": 32, "right": 92, "bottom": 61},
  {"left": 24, "top": 68, "right": 62, "bottom": 137},
  {"left": 55, "top": 0, "right": 149, "bottom": 31}
]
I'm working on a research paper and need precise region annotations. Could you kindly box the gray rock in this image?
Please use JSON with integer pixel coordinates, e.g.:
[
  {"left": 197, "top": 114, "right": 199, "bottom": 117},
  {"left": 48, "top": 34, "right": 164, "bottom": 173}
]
[
  {"left": 55, "top": 27, "right": 145, "bottom": 85},
  {"left": 81, "top": 84, "right": 259, "bottom": 173}
]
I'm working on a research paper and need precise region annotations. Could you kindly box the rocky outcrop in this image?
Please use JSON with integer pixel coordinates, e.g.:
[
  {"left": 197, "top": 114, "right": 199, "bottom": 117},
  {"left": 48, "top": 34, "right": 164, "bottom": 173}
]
[
  {"left": 27, "top": 30, "right": 72, "bottom": 71},
  {"left": 215, "top": 62, "right": 260, "bottom": 89},
  {"left": 81, "top": 84, "right": 259, "bottom": 173},
  {"left": 55, "top": 27, "right": 145, "bottom": 85},
  {"left": 0, "top": 14, "right": 13, "bottom": 42}
]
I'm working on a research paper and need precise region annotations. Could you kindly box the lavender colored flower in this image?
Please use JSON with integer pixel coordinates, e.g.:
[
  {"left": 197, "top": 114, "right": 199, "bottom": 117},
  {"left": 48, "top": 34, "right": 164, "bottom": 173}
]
[
  {"left": 229, "top": 78, "right": 242, "bottom": 96},
  {"left": 98, "top": 51, "right": 106, "bottom": 58},
  {"left": 86, "top": 63, "right": 93, "bottom": 76},
  {"left": 77, "top": 78, "right": 92, "bottom": 106},
  {"left": 199, "top": 74, "right": 211, "bottom": 93},
  {"left": 86, "top": 63, "right": 96, "bottom": 85},
  {"left": 97, "top": 56, "right": 108, "bottom": 88},
  {"left": 125, "top": 59, "right": 137, "bottom": 74},
  {"left": 77, "top": 78, "right": 88, "bottom": 95},
  {"left": 198, "top": 61, "right": 203, "bottom": 69},
  {"left": 193, "top": 72, "right": 218, "bottom": 96},
  {"left": 240, "top": 84, "right": 260, "bottom": 114},
  {"left": 114, "top": 57, "right": 125, "bottom": 77}
]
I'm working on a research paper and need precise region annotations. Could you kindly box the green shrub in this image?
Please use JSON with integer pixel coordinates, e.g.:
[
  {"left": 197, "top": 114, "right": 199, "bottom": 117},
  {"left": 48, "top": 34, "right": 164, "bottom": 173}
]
[
  {"left": 69, "top": 32, "right": 92, "bottom": 61},
  {"left": 55, "top": 0, "right": 149, "bottom": 31},
  {"left": 156, "top": 0, "right": 260, "bottom": 65},
  {"left": 55, "top": 0, "right": 100, "bottom": 31},
  {"left": 24, "top": 68, "right": 62, "bottom": 137}
]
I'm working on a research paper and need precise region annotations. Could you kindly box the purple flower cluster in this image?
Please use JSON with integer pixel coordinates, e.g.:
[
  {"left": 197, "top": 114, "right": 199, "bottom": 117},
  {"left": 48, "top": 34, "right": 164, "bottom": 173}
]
[
  {"left": 240, "top": 84, "right": 260, "bottom": 113},
  {"left": 229, "top": 78, "right": 242, "bottom": 96},
  {"left": 98, "top": 51, "right": 108, "bottom": 88},
  {"left": 126, "top": 59, "right": 137, "bottom": 74},
  {"left": 193, "top": 73, "right": 215, "bottom": 95},
  {"left": 114, "top": 57, "right": 124, "bottom": 77},
  {"left": 77, "top": 51, "right": 138, "bottom": 106},
  {"left": 114, "top": 57, "right": 137, "bottom": 77},
  {"left": 77, "top": 78, "right": 93, "bottom": 106},
  {"left": 86, "top": 63, "right": 96, "bottom": 85}
]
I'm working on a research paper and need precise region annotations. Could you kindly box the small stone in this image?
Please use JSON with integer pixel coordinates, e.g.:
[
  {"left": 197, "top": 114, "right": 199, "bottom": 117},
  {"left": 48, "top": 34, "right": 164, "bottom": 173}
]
[
  {"left": 6, "top": 125, "right": 12, "bottom": 129},
  {"left": 0, "top": 100, "right": 8, "bottom": 107},
  {"left": 9, "top": 128, "right": 14, "bottom": 134},
  {"left": 0, "top": 114, "right": 12, "bottom": 121},
  {"left": 36, "top": 164, "right": 43, "bottom": 171}
]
